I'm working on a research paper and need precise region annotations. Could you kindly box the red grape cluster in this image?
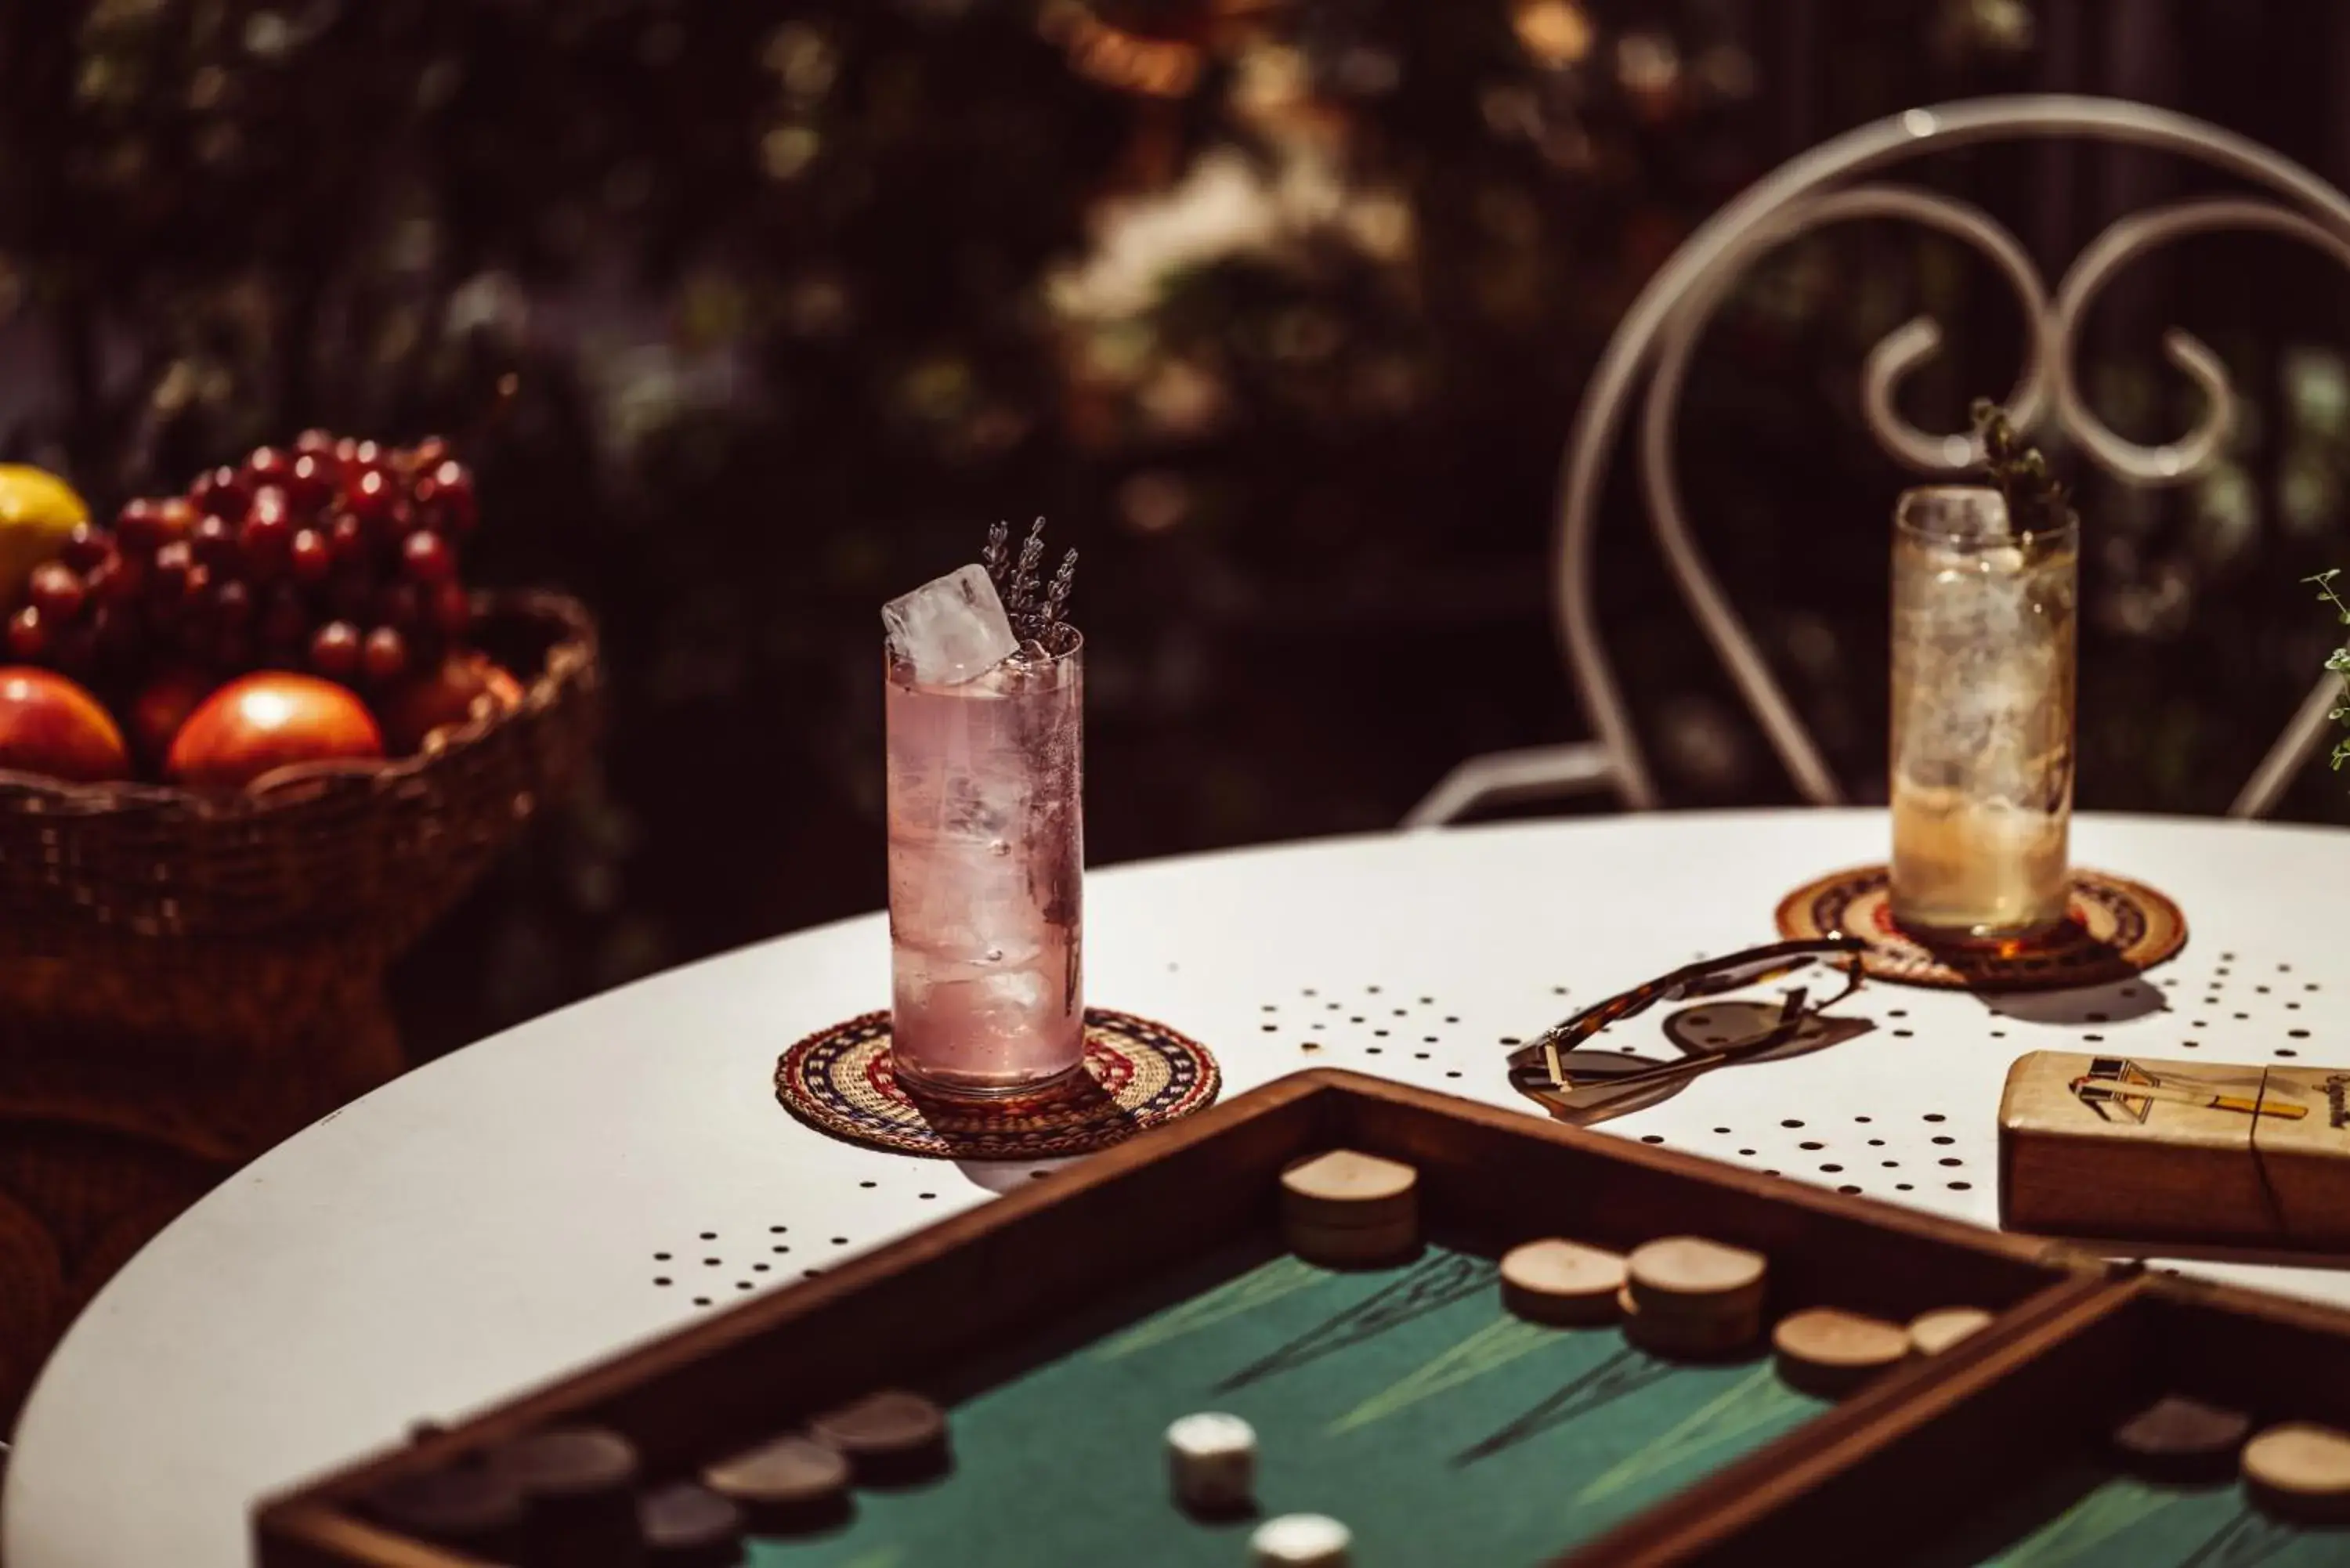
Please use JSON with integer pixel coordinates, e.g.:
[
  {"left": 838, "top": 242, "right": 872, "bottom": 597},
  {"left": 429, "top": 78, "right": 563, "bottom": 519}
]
[{"left": 5, "top": 432, "right": 478, "bottom": 697}]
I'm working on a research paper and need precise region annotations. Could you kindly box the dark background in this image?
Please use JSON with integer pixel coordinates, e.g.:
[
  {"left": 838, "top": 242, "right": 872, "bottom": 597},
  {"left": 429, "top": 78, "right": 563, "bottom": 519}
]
[{"left": 2, "top": 0, "right": 2346, "bottom": 1064}]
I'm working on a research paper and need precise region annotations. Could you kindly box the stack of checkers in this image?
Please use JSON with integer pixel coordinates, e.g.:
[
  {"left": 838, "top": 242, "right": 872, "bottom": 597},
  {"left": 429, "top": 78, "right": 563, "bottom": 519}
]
[
  {"left": 2112, "top": 1395, "right": 2350, "bottom": 1524},
  {"left": 1619, "top": 1237, "right": 1769, "bottom": 1359},
  {"left": 1495, "top": 1233, "right": 1993, "bottom": 1402},
  {"left": 365, "top": 1390, "right": 955, "bottom": 1565},
  {"left": 702, "top": 1389, "right": 953, "bottom": 1533},
  {"left": 1280, "top": 1150, "right": 1419, "bottom": 1267},
  {"left": 369, "top": 1424, "right": 748, "bottom": 1567}
]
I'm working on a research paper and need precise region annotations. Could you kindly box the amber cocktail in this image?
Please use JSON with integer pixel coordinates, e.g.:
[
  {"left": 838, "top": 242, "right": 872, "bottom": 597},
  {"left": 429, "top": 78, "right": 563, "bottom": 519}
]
[{"left": 1889, "top": 486, "right": 2077, "bottom": 940}]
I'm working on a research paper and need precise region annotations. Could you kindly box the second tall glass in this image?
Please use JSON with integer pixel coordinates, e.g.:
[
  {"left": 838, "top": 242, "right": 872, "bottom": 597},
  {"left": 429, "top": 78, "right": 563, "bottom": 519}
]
[{"left": 1889, "top": 486, "right": 2078, "bottom": 940}]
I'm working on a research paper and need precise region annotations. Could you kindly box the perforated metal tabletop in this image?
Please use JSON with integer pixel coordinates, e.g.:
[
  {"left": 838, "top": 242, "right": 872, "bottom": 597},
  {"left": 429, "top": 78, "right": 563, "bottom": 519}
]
[{"left": 5, "top": 809, "right": 2346, "bottom": 1568}]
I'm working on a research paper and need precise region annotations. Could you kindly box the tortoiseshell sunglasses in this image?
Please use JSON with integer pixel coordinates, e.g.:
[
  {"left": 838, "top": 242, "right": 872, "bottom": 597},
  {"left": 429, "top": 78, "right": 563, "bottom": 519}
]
[{"left": 1506, "top": 936, "right": 1867, "bottom": 1099}]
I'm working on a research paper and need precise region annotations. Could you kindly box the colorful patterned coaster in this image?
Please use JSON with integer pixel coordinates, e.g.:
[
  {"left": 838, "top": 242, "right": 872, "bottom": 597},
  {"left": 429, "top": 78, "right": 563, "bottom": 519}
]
[
  {"left": 1775, "top": 865, "right": 2187, "bottom": 991},
  {"left": 776, "top": 1008, "right": 1220, "bottom": 1159}
]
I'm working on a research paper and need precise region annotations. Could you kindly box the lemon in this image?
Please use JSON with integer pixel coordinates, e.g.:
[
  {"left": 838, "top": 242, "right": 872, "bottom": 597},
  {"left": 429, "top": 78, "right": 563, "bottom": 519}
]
[{"left": 0, "top": 465, "right": 90, "bottom": 609}]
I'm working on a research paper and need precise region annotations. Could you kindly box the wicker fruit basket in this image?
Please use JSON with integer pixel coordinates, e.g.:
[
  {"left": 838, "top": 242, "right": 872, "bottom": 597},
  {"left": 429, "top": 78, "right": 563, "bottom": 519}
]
[
  {"left": 0, "top": 586, "right": 597, "bottom": 1061},
  {"left": 0, "top": 587, "right": 598, "bottom": 1413},
  {"left": 0, "top": 590, "right": 595, "bottom": 951}
]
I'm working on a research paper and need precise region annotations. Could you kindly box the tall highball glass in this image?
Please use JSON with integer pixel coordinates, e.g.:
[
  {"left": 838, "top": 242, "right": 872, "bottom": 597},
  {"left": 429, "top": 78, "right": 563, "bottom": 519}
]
[
  {"left": 885, "top": 636, "right": 1085, "bottom": 1097},
  {"left": 1889, "top": 486, "right": 2078, "bottom": 940}
]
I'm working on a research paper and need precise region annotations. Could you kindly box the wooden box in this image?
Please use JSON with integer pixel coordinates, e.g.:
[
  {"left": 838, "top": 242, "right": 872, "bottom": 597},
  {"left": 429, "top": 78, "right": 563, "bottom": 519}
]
[{"left": 1998, "top": 1049, "right": 2350, "bottom": 1251}]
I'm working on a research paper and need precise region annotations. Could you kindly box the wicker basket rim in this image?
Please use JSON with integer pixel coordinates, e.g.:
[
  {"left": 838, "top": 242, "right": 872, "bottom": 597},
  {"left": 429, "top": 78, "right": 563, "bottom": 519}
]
[{"left": 0, "top": 588, "right": 596, "bottom": 821}]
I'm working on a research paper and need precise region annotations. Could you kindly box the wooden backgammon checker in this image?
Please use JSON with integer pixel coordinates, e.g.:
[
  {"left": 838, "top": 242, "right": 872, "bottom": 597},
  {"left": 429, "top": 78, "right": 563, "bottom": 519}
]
[
  {"left": 260, "top": 1071, "right": 2350, "bottom": 1567},
  {"left": 1775, "top": 863, "right": 2186, "bottom": 991},
  {"left": 774, "top": 1007, "right": 1219, "bottom": 1159}
]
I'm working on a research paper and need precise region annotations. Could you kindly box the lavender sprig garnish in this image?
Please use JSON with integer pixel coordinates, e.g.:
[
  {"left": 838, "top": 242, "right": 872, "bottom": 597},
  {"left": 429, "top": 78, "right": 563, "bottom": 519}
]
[
  {"left": 981, "top": 516, "right": 1078, "bottom": 649},
  {"left": 1008, "top": 516, "right": 1047, "bottom": 620},
  {"left": 982, "top": 519, "right": 1010, "bottom": 594},
  {"left": 1040, "top": 547, "right": 1077, "bottom": 634},
  {"left": 1003, "top": 517, "right": 1045, "bottom": 640}
]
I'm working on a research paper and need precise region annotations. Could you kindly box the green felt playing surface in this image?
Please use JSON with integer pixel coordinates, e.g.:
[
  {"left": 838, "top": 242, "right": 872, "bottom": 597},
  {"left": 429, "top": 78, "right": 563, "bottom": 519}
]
[
  {"left": 1907, "top": 1462, "right": 2350, "bottom": 1567},
  {"left": 746, "top": 1242, "right": 1826, "bottom": 1567}
]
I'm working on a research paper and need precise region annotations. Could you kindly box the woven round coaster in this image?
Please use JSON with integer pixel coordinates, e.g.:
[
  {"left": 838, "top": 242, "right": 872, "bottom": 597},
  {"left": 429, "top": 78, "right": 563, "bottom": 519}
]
[
  {"left": 1774, "top": 865, "right": 2186, "bottom": 991},
  {"left": 776, "top": 1009, "right": 1220, "bottom": 1159}
]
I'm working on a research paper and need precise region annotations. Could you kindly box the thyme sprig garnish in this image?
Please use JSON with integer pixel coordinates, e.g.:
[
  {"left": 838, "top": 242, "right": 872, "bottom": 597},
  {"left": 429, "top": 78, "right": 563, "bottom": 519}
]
[
  {"left": 1970, "top": 398, "right": 2077, "bottom": 538},
  {"left": 2308, "top": 568, "right": 2350, "bottom": 772}
]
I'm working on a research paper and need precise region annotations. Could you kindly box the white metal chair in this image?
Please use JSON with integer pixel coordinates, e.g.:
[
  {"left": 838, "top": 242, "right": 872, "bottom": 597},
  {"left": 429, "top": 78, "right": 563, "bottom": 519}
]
[{"left": 1407, "top": 94, "right": 2350, "bottom": 829}]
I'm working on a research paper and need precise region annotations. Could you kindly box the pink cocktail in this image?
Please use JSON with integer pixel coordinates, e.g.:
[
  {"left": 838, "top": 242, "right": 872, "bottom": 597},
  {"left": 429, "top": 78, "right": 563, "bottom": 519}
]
[{"left": 885, "top": 636, "right": 1084, "bottom": 1097}]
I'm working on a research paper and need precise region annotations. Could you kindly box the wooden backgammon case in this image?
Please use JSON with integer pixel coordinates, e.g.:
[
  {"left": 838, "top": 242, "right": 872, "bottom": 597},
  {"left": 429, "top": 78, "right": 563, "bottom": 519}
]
[{"left": 260, "top": 1071, "right": 2350, "bottom": 1566}]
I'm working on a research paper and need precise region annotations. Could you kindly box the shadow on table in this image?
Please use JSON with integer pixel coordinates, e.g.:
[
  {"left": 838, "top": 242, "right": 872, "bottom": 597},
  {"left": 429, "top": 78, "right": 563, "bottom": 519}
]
[
  {"left": 1972, "top": 976, "right": 2171, "bottom": 1028},
  {"left": 1965, "top": 982, "right": 2162, "bottom": 1029}
]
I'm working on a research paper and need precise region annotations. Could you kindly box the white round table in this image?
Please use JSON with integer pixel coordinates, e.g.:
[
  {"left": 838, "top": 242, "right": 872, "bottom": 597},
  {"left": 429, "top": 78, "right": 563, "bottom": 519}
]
[{"left": 7, "top": 807, "right": 2347, "bottom": 1567}]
